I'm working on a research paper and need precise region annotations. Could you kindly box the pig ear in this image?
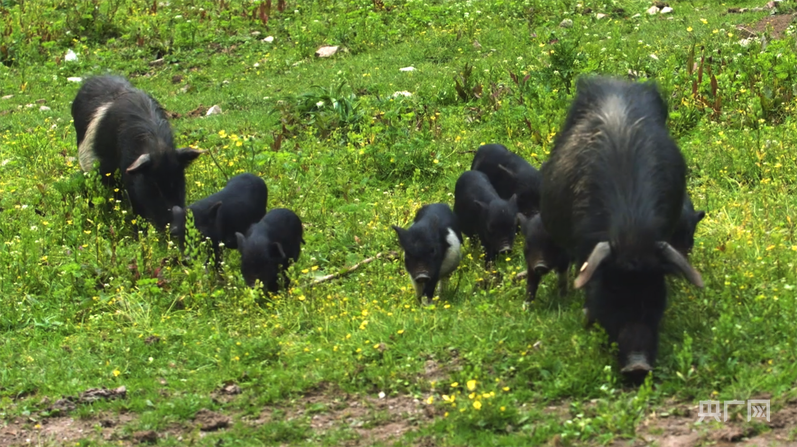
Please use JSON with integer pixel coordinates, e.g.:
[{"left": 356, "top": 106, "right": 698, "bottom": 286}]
[
  {"left": 126, "top": 154, "right": 152, "bottom": 174},
  {"left": 392, "top": 225, "right": 408, "bottom": 245},
  {"left": 176, "top": 148, "right": 203, "bottom": 166},
  {"left": 695, "top": 210, "right": 706, "bottom": 223},
  {"left": 270, "top": 241, "right": 287, "bottom": 259},
  {"left": 497, "top": 164, "right": 515, "bottom": 177},
  {"left": 658, "top": 241, "right": 704, "bottom": 288},
  {"left": 508, "top": 194, "right": 518, "bottom": 208},
  {"left": 207, "top": 201, "right": 222, "bottom": 220},
  {"left": 574, "top": 241, "right": 611, "bottom": 289},
  {"left": 235, "top": 232, "right": 246, "bottom": 250}
]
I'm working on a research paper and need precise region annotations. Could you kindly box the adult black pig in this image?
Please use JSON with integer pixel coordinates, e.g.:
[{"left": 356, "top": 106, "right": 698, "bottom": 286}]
[
  {"left": 454, "top": 170, "right": 518, "bottom": 265},
  {"left": 471, "top": 143, "right": 542, "bottom": 218},
  {"left": 392, "top": 203, "right": 463, "bottom": 305},
  {"left": 72, "top": 75, "right": 202, "bottom": 231},
  {"left": 170, "top": 173, "right": 268, "bottom": 265},
  {"left": 236, "top": 208, "right": 304, "bottom": 292},
  {"left": 539, "top": 76, "right": 704, "bottom": 382}
]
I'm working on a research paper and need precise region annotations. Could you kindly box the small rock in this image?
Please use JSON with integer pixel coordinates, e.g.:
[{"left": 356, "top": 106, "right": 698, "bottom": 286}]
[
  {"left": 67, "top": 77, "right": 82, "bottom": 83},
  {"left": 473, "top": 40, "right": 482, "bottom": 50},
  {"left": 660, "top": 6, "right": 673, "bottom": 13},
  {"left": 253, "top": 62, "right": 260, "bottom": 67},
  {"left": 133, "top": 430, "right": 158, "bottom": 444},
  {"left": 250, "top": 31, "right": 261, "bottom": 36},
  {"left": 766, "top": 0, "right": 776, "bottom": 8},
  {"left": 533, "top": 340, "right": 542, "bottom": 350},
  {"left": 596, "top": 13, "right": 607, "bottom": 19},
  {"left": 39, "top": 106, "right": 51, "bottom": 111},
  {"left": 315, "top": 45, "right": 338, "bottom": 58},
  {"left": 193, "top": 409, "right": 231, "bottom": 431},
  {"left": 179, "top": 84, "right": 192, "bottom": 94},
  {"left": 149, "top": 58, "right": 165, "bottom": 66},
  {"left": 646, "top": 5, "right": 660, "bottom": 14},
  {"left": 64, "top": 49, "right": 78, "bottom": 62},
  {"left": 1, "top": 95, "right": 12, "bottom": 100},
  {"left": 262, "top": 36, "right": 274, "bottom": 43},
  {"left": 631, "top": 13, "right": 641, "bottom": 18},
  {"left": 36, "top": 99, "right": 46, "bottom": 104},
  {"left": 206, "top": 105, "right": 222, "bottom": 116},
  {"left": 392, "top": 91, "right": 412, "bottom": 98},
  {"left": 25, "top": 103, "right": 35, "bottom": 108},
  {"left": 399, "top": 66, "right": 415, "bottom": 72},
  {"left": 219, "top": 383, "right": 242, "bottom": 395},
  {"left": 650, "top": 53, "right": 659, "bottom": 60},
  {"left": 559, "top": 18, "right": 574, "bottom": 28}
]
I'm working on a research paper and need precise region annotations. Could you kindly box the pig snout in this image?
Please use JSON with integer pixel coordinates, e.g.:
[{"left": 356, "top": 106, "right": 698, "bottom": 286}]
[
  {"left": 532, "top": 261, "right": 550, "bottom": 275},
  {"left": 620, "top": 352, "right": 652, "bottom": 378},
  {"left": 413, "top": 273, "right": 431, "bottom": 284}
]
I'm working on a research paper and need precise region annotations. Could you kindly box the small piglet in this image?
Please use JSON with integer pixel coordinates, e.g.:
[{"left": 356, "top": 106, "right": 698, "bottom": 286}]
[
  {"left": 236, "top": 208, "right": 304, "bottom": 292},
  {"left": 170, "top": 173, "right": 268, "bottom": 264},
  {"left": 71, "top": 75, "right": 202, "bottom": 231},
  {"left": 518, "top": 213, "right": 570, "bottom": 306},
  {"left": 669, "top": 193, "right": 706, "bottom": 258},
  {"left": 471, "top": 143, "right": 542, "bottom": 218},
  {"left": 392, "top": 203, "right": 463, "bottom": 305},
  {"left": 454, "top": 170, "right": 518, "bottom": 265}
]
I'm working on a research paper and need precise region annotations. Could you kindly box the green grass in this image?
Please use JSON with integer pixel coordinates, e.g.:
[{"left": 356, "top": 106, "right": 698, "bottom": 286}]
[{"left": 1, "top": 0, "right": 797, "bottom": 445}]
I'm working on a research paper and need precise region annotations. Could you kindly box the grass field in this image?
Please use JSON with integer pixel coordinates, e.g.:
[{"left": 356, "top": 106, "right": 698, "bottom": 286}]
[{"left": 1, "top": 0, "right": 797, "bottom": 445}]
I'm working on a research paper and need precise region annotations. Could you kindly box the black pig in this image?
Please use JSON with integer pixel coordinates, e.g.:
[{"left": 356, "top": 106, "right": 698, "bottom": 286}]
[
  {"left": 236, "top": 208, "right": 304, "bottom": 292},
  {"left": 454, "top": 170, "right": 519, "bottom": 265},
  {"left": 669, "top": 193, "right": 706, "bottom": 258},
  {"left": 539, "top": 76, "right": 704, "bottom": 382},
  {"left": 72, "top": 75, "right": 202, "bottom": 231},
  {"left": 392, "top": 203, "right": 463, "bottom": 305},
  {"left": 170, "top": 173, "right": 268, "bottom": 264},
  {"left": 517, "top": 213, "right": 570, "bottom": 307},
  {"left": 471, "top": 143, "right": 542, "bottom": 218}
]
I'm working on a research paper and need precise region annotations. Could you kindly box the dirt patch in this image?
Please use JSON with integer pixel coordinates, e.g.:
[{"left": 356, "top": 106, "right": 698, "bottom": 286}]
[
  {"left": 247, "top": 383, "right": 437, "bottom": 446},
  {"left": 0, "top": 412, "right": 136, "bottom": 447},
  {"left": 738, "top": 13, "right": 796, "bottom": 39},
  {"left": 609, "top": 399, "right": 797, "bottom": 447},
  {"left": 193, "top": 409, "right": 231, "bottom": 432}
]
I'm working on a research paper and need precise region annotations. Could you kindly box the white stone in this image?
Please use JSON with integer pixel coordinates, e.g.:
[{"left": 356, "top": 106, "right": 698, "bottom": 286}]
[
  {"left": 631, "top": 13, "right": 641, "bottom": 18},
  {"left": 560, "top": 18, "right": 574, "bottom": 28},
  {"left": 206, "top": 105, "right": 222, "bottom": 116},
  {"left": 39, "top": 105, "right": 51, "bottom": 111},
  {"left": 67, "top": 77, "right": 82, "bottom": 83},
  {"left": 596, "top": 13, "right": 607, "bottom": 19},
  {"left": 399, "top": 66, "right": 415, "bottom": 72},
  {"left": 646, "top": 5, "right": 660, "bottom": 14},
  {"left": 315, "top": 46, "right": 338, "bottom": 57},
  {"left": 64, "top": 49, "right": 78, "bottom": 62},
  {"left": 392, "top": 91, "right": 412, "bottom": 97},
  {"left": 263, "top": 36, "right": 274, "bottom": 43},
  {"left": 660, "top": 6, "right": 673, "bottom": 14},
  {"left": 1, "top": 95, "right": 12, "bottom": 100}
]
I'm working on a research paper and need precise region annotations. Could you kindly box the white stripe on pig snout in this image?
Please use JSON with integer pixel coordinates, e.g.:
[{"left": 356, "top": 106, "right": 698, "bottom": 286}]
[{"left": 78, "top": 102, "right": 113, "bottom": 172}]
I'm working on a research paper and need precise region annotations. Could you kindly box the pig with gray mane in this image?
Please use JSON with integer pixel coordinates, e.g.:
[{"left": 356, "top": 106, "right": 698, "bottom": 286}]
[
  {"left": 454, "top": 170, "right": 519, "bottom": 266},
  {"left": 170, "top": 173, "right": 268, "bottom": 266},
  {"left": 540, "top": 76, "right": 704, "bottom": 382},
  {"left": 393, "top": 203, "right": 463, "bottom": 305},
  {"left": 71, "top": 75, "right": 202, "bottom": 231}
]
